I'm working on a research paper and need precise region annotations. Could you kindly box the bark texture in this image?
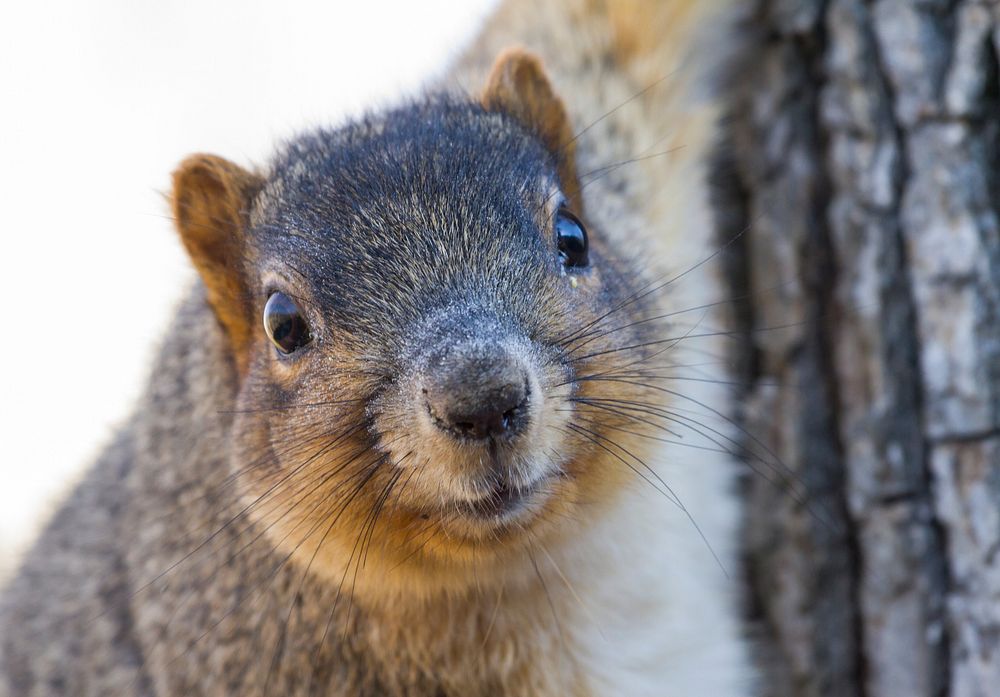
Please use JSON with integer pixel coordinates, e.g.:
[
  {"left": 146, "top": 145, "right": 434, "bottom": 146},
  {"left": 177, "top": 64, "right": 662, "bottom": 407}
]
[{"left": 715, "top": 2, "right": 1000, "bottom": 696}]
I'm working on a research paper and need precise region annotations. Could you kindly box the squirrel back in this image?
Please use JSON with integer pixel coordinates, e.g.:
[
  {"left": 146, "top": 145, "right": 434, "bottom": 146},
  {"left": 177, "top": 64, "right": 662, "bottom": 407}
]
[{"left": 0, "top": 2, "right": 751, "bottom": 696}]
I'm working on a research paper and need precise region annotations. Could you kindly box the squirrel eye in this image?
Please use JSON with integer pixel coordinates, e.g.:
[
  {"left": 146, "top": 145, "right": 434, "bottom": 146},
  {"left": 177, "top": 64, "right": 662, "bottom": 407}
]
[
  {"left": 555, "top": 208, "right": 588, "bottom": 268},
  {"left": 263, "top": 292, "right": 312, "bottom": 355}
]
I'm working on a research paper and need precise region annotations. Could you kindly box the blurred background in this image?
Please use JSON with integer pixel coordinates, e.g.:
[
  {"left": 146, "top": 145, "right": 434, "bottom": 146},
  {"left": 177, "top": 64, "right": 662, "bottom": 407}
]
[{"left": 0, "top": 0, "right": 497, "bottom": 573}]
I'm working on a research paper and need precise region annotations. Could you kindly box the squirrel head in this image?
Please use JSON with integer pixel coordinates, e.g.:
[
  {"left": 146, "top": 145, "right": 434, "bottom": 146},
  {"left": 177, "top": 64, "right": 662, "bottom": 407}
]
[{"left": 171, "top": 50, "right": 656, "bottom": 599}]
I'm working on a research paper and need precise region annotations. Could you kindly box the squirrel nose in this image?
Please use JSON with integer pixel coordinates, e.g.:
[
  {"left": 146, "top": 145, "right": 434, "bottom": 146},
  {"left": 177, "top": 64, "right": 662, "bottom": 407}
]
[{"left": 423, "top": 344, "right": 530, "bottom": 441}]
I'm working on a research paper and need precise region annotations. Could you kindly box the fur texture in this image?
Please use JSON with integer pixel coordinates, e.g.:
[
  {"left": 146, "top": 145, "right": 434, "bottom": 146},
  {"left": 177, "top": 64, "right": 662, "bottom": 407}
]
[{"left": 0, "top": 1, "right": 753, "bottom": 695}]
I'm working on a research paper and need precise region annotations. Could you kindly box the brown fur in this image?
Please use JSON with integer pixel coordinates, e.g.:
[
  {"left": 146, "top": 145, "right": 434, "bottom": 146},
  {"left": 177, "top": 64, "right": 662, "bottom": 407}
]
[{"left": 171, "top": 155, "right": 264, "bottom": 374}]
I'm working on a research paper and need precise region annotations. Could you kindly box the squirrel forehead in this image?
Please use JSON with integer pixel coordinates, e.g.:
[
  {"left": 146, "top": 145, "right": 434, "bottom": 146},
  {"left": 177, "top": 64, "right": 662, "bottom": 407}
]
[{"left": 253, "top": 97, "right": 558, "bottom": 235}]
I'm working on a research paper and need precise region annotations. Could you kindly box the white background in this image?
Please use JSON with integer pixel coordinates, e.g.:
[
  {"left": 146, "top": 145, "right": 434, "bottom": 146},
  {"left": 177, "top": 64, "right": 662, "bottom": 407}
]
[{"left": 0, "top": 0, "right": 497, "bottom": 572}]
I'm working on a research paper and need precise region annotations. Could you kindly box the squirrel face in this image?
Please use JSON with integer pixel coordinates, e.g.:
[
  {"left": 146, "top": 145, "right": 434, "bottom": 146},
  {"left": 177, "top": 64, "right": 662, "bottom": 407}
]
[{"left": 171, "top": 50, "right": 655, "bottom": 598}]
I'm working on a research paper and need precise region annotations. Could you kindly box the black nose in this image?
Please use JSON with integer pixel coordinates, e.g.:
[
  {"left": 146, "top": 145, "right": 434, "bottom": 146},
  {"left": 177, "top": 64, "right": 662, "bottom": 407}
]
[{"left": 423, "top": 344, "right": 530, "bottom": 441}]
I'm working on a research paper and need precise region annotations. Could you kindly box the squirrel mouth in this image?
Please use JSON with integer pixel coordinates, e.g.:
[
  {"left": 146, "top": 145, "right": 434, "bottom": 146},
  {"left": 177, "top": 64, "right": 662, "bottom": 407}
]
[
  {"left": 459, "top": 477, "right": 549, "bottom": 522},
  {"left": 466, "top": 481, "right": 526, "bottom": 518}
]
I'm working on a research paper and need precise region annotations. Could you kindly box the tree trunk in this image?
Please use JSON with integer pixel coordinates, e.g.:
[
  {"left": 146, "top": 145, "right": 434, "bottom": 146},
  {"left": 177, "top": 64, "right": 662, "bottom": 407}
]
[{"left": 714, "top": 2, "right": 1000, "bottom": 696}]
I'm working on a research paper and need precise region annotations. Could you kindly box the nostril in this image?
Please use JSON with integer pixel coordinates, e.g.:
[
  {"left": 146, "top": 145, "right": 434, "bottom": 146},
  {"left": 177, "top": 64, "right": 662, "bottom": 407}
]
[
  {"left": 426, "top": 381, "right": 530, "bottom": 442},
  {"left": 455, "top": 421, "right": 477, "bottom": 436}
]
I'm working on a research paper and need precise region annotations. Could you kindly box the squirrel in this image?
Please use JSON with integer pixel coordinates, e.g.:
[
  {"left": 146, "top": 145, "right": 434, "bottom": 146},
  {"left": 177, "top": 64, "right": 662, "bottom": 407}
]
[{"left": 0, "top": 1, "right": 753, "bottom": 695}]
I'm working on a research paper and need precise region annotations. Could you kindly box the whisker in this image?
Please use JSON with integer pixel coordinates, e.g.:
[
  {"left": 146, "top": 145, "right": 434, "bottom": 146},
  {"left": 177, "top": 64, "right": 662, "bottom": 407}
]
[
  {"left": 117, "top": 424, "right": 364, "bottom": 610},
  {"left": 527, "top": 548, "right": 568, "bottom": 657},
  {"left": 218, "top": 397, "right": 365, "bottom": 415},
  {"left": 564, "top": 421, "right": 726, "bottom": 576}
]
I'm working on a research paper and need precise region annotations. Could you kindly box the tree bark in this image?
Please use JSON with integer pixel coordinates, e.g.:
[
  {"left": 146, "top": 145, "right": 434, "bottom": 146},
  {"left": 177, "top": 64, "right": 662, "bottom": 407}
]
[{"left": 714, "top": 2, "right": 1000, "bottom": 696}]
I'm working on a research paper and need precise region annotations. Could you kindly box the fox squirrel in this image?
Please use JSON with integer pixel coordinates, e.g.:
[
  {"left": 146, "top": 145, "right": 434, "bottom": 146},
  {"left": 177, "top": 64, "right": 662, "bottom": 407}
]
[{"left": 0, "top": 1, "right": 752, "bottom": 695}]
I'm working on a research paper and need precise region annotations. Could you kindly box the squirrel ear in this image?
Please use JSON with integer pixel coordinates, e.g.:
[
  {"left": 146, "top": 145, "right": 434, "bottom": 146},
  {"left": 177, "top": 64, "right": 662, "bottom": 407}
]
[
  {"left": 171, "top": 154, "right": 263, "bottom": 373},
  {"left": 481, "top": 48, "right": 581, "bottom": 211}
]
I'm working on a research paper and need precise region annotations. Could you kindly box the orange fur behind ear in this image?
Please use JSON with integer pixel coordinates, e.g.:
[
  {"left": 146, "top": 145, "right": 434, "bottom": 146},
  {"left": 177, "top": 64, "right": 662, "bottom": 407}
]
[
  {"left": 481, "top": 48, "right": 581, "bottom": 211},
  {"left": 171, "top": 154, "right": 263, "bottom": 373}
]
